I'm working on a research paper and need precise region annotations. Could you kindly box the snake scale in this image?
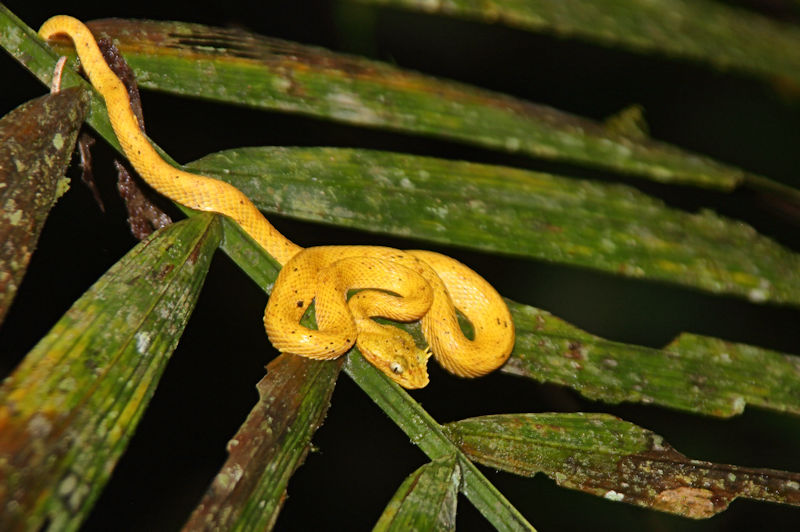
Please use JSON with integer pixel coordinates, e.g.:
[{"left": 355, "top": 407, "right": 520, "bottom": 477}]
[{"left": 39, "top": 15, "right": 515, "bottom": 388}]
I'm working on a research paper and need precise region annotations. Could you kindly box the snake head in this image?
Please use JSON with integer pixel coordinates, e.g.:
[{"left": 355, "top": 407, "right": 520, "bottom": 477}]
[{"left": 356, "top": 328, "right": 432, "bottom": 389}]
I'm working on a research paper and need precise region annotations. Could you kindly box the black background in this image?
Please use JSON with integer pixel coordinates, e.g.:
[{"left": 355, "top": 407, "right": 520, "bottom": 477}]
[{"left": 2, "top": 1, "right": 800, "bottom": 530}]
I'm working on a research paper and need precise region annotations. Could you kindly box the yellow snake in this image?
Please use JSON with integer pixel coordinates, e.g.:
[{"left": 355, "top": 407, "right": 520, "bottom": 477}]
[{"left": 39, "top": 16, "right": 515, "bottom": 388}]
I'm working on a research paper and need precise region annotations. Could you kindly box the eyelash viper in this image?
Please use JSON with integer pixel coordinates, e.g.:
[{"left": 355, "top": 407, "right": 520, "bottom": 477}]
[{"left": 38, "top": 15, "right": 515, "bottom": 389}]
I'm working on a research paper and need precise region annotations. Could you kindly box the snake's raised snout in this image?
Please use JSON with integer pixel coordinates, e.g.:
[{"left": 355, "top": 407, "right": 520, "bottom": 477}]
[{"left": 356, "top": 328, "right": 431, "bottom": 389}]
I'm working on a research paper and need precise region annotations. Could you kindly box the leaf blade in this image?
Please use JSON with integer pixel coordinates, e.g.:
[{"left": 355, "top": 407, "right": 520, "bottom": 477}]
[
  {"left": 354, "top": 0, "right": 800, "bottom": 87},
  {"left": 444, "top": 413, "right": 800, "bottom": 518},
  {"left": 504, "top": 302, "right": 800, "bottom": 417},
  {"left": 182, "top": 354, "right": 342, "bottom": 531},
  {"left": 0, "top": 88, "right": 89, "bottom": 325},
  {"left": 188, "top": 147, "right": 800, "bottom": 306},
  {"left": 0, "top": 214, "right": 221, "bottom": 530},
  {"left": 373, "top": 454, "right": 460, "bottom": 532},
  {"left": 69, "top": 17, "right": 761, "bottom": 190}
]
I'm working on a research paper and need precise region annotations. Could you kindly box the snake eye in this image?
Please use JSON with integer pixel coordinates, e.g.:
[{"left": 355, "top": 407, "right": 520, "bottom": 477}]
[{"left": 390, "top": 362, "right": 403, "bottom": 374}]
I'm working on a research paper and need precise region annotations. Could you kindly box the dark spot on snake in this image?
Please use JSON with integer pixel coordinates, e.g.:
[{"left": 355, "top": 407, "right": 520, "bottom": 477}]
[{"left": 296, "top": 300, "right": 304, "bottom": 307}]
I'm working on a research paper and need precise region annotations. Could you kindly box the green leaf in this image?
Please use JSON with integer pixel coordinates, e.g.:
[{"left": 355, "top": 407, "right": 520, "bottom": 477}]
[
  {"left": 444, "top": 413, "right": 800, "bottom": 518},
  {"left": 374, "top": 454, "right": 460, "bottom": 532},
  {"left": 504, "top": 302, "right": 800, "bottom": 417},
  {"left": 344, "top": 352, "right": 535, "bottom": 532},
  {"left": 53, "top": 17, "right": 769, "bottom": 190},
  {"left": 0, "top": 214, "right": 221, "bottom": 531},
  {"left": 183, "top": 354, "right": 342, "bottom": 530},
  {"left": 0, "top": 87, "right": 89, "bottom": 325},
  {"left": 187, "top": 147, "right": 800, "bottom": 306},
  {"left": 354, "top": 0, "right": 800, "bottom": 87}
]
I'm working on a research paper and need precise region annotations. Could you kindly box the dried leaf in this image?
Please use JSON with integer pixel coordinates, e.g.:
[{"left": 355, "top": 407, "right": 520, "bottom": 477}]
[{"left": 115, "top": 161, "right": 172, "bottom": 239}]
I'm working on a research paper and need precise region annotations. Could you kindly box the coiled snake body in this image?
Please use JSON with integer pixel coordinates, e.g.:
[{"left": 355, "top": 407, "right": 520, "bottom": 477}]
[{"left": 39, "top": 16, "right": 515, "bottom": 388}]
